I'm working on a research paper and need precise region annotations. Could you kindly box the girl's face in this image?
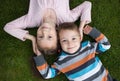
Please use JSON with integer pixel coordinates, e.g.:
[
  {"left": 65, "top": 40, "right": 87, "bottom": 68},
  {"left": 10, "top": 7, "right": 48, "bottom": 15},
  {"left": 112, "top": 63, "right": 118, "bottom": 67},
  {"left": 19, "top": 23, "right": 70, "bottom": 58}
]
[
  {"left": 59, "top": 29, "right": 81, "bottom": 54},
  {"left": 37, "top": 23, "right": 57, "bottom": 50}
]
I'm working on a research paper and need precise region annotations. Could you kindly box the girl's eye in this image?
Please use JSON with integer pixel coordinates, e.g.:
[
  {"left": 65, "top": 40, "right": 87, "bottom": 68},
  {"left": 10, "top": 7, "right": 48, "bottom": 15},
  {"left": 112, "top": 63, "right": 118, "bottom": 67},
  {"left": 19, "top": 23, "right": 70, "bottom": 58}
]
[
  {"left": 39, "top": 36, "right": 43, "bottom": 38},
  {"left": 48, "top": 36, "right": 52, "bottom": 38}
]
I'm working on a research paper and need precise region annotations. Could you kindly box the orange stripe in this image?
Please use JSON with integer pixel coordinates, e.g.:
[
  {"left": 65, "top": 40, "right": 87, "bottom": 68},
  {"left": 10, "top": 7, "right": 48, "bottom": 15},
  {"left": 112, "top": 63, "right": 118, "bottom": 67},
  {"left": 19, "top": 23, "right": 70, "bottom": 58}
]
[
  {"left": 51, "top": 64, "right": 56, "bottom": 68},
  {"left": 60, "top": 52, "right": 95, "bottom": 73},
  {"left": 102, "top": 70, "right": 108, "bottom": 81},
  {"left": 96, "top": 34, "right": 104, "bottom": 42},
  {"left": 37, "top": 63, "right": 48, "bottom": 71}
]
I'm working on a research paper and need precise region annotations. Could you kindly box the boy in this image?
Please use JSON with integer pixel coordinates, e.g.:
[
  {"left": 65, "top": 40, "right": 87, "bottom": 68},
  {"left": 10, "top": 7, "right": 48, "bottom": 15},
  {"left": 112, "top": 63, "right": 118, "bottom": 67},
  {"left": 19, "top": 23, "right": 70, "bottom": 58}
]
[{"left": 33, "top": 22, "right": 115, "bottom": 81}]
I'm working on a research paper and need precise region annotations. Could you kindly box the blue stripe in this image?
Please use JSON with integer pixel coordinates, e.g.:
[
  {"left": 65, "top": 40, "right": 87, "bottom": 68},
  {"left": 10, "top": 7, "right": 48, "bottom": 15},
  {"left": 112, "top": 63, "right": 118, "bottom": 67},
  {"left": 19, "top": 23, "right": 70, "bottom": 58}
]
[
  {"left": 81, "top": 41, "right": 89, "bottom": 48},
  {"left": 68, "top": 57, "right": 100, "bottom": 79},
  {"left": 98, "top": 43, "right": 106, "bottom": 52},
  {"left": 61, "top": 52, "right": 67, "bottom": 56},
  {"left": 50, "top": 68, "right": 56, "bottom": 78}
]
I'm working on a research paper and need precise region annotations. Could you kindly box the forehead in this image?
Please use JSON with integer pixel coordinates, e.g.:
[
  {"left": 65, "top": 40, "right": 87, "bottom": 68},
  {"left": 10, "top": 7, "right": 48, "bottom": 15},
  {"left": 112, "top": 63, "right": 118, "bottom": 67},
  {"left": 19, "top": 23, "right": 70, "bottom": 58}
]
[
  {"left": 59, "top": 29, "right": 79, "bottom": 35},
  {"left": 59, "top": 29, "right": 80, "bottom": 38}
]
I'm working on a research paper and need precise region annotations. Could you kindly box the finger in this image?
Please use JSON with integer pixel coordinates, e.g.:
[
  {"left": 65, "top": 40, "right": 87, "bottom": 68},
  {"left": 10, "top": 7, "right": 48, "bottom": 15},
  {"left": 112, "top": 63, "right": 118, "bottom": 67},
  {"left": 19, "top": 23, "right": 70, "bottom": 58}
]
[
  {"left": 33, "top": 46, "right": 37, "bottom": 54},
  {"left": 32, "top": 43, "right": 37, "bottom": 54},
  {"left": 80, "top": 32, "right": 83, "bottom": 41},
  {"left": 35, "top": 44, "right": 41, "bottom": 55},
  {"left": 37, "top": 49, "right": 41, "bottom": 55}
]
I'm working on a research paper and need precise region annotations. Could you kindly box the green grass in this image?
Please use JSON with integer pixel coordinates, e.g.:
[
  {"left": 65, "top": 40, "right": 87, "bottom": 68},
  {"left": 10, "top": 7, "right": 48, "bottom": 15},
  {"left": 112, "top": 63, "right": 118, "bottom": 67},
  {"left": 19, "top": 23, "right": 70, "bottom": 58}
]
[{"left": 0, "top": 0, "right": 120, "bottom": 81}]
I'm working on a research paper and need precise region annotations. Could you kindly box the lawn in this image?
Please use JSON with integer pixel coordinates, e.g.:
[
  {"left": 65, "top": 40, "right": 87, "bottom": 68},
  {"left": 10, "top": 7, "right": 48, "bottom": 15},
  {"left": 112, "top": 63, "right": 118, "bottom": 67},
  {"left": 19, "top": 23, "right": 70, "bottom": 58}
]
[{"left": 0, "top": 0, "right": 120, "bottom": 81}]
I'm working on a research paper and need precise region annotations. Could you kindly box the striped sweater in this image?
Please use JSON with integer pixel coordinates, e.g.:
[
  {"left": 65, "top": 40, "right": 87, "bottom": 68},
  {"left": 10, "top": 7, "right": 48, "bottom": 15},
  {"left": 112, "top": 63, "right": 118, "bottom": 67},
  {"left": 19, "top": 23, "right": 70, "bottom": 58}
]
[{"left": 34, "top": 28, "right": 113, "bottom": 81}]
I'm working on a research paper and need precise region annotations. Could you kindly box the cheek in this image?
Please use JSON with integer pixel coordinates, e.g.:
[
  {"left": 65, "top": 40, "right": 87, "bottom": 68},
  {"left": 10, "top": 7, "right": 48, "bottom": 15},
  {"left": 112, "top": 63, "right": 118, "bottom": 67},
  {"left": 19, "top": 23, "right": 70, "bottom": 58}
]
[
  {"left": 76, "top": 39, "right": 81, "bottom": 43},
  {"left": 37, "top": 27, "right": 41, "bottom": 33},
  {"left": 37, "top": 31, "right": 42, "bottom": 37},
  {"left": 37, "top": 40, "right": 42, "bottom": 47},
  {"left": 61, "top": 43, "right": 67, "bottom": 50}
]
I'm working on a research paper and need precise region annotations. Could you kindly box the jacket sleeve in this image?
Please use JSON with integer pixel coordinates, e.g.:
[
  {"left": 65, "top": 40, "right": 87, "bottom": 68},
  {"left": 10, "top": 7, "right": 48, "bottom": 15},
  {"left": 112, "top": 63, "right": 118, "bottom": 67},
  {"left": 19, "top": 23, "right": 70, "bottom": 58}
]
[
  {"left": 33, "top": 55, "right": 60, "bottom": 79},
  {"left": 88, "top": 28, "right": 111, "bottom": 54}
]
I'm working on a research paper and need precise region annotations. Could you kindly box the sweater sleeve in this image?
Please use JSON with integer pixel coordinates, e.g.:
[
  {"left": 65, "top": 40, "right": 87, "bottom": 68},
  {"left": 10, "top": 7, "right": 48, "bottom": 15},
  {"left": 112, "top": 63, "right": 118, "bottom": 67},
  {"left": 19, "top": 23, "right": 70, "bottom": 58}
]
[
  {"left": 70, "top": 1, "right": 92, "bottom": 24},
  {"left": 80, "top": 1, "right": 92, "bottom": 24},
  {"left": 88, "top": 28, "right": 111, "bottom": 54},
  {"left": 33, "top": 55, "right": 60, "bottom": 79},
  {"left": 3, "top": 0, "right": 40, "bottom": 41},
  {"left": 4, "top": 15, "right": 30, "bottom": 41}
]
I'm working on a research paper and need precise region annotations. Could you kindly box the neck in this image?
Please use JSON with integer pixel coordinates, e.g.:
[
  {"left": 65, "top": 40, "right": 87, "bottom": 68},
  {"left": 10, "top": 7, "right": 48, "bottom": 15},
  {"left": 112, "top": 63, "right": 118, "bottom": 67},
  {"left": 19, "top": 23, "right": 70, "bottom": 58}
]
[
  {"left": 43, "top": 18, "right": 56, "bottom": 27},
  {"left": 42, "top": 9, "right": 57, "bottom": 27}
]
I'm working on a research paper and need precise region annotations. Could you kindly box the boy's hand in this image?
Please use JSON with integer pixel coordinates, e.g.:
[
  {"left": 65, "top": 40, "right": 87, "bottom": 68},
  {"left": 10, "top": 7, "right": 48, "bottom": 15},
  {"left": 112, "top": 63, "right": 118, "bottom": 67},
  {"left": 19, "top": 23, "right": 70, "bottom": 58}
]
[{"left": 83, "top": 25, "right": 93, "bottom": 34}]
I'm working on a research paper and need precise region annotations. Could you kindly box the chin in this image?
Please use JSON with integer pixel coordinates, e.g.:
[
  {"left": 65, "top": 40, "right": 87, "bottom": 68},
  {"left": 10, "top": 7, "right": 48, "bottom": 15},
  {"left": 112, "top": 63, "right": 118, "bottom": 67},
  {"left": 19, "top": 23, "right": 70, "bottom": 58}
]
[
  {"left": 67, "top": 48, "right": 79, "bottom": 54},
  {"left": 68, "top": 50, "right": 76, "bottom": 54}
]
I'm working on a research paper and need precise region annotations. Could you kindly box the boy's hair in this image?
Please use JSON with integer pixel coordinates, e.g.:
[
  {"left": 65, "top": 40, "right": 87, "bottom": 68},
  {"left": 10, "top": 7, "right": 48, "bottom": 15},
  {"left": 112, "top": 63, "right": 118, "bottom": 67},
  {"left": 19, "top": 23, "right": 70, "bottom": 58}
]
[{"left": 57, "top": 22, "right": 79, "bottom": 34}]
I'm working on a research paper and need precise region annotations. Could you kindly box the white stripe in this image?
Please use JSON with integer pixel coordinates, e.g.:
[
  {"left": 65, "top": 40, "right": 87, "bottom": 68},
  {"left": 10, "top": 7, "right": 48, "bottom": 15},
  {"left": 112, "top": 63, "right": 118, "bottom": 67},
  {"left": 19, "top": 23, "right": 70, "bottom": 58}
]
[
  {"left": 74, "top": 60, "right": 102, "bottom": 81},
  {"left": 93, "top": 69, "right": 106, "bottom": 81},
  {"left": 39, "top": 66, "right": 48, "bottom": 75},
  {"left": 45, "top": 68, "right": 52, "bottom": 79},
  {"left": 59, "top": 55, "right": 68, "bottom": 61},
  {"left": 101, "top": 44, "right": 111, "bottom": 50}
]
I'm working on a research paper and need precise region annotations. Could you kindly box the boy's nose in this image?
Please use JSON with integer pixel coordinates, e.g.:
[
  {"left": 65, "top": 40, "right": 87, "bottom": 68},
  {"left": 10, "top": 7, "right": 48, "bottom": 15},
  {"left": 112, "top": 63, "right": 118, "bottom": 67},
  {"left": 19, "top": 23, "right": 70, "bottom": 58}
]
[{"left": 68, "top": 41, "right": 74, "bottom": 47}]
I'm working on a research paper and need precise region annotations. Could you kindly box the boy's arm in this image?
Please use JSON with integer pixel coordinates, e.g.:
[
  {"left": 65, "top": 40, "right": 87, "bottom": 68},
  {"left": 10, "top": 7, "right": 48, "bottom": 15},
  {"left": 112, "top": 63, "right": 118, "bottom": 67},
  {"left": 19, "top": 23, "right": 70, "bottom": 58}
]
[
  {"left": 33, "top": 55, "right": 60, "bottom": 79},
  {"left": 84, "top": 25, "right": 111, "bottom": 54}
]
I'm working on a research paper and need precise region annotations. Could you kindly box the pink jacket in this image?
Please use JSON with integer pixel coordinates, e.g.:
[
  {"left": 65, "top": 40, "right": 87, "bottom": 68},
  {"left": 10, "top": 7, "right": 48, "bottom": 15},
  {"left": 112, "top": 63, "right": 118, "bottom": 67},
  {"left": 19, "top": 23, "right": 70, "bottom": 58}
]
[{"left": 4, "top": 0, "right": 91, "bottom": 41}]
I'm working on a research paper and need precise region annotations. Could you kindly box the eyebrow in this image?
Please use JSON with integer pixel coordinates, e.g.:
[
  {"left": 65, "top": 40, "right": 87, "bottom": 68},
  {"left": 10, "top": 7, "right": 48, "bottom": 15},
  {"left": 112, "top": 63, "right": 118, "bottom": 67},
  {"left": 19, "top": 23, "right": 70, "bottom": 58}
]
[{"left": 60, "top": 34, "right": 79, "bottom": 39}]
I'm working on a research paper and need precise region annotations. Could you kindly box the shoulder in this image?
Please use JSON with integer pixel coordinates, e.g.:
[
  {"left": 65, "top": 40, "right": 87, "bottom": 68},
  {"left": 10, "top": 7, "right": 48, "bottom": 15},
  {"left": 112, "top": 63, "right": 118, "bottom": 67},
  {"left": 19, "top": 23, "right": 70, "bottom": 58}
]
[
  {"left": 81, "top": 41, "right": 91, "bottom": 47},
  {"left": 81, "top": 40, "right": 96, "bottom": 49}
]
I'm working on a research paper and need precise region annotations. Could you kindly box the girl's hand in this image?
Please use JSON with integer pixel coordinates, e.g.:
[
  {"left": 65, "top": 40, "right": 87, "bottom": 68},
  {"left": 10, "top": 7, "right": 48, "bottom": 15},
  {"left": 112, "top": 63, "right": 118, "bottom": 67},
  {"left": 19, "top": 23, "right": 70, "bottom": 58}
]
[
  {"left": 24, "top": 34, "right": 41, "bottom": 56},
  {"left": 79, "top": 28, "right": 83, "bottom": 41},
  {"left": 31, "top": 37, "right": 41, "bottom": 56}
]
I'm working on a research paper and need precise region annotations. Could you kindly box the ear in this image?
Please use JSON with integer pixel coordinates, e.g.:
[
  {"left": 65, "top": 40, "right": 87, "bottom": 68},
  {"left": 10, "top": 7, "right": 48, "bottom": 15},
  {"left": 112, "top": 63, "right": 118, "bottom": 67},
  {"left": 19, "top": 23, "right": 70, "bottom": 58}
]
[{"left": 79, "top": 35, "right": 82, "bottom": 42}]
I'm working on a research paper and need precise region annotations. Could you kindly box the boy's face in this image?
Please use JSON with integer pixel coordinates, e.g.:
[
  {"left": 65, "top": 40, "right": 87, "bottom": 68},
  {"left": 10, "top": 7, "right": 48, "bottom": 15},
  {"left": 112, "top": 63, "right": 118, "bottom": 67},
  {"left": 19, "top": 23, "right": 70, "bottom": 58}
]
[{"left": 59, "top": 29, "right": 81, "bottom": 54}]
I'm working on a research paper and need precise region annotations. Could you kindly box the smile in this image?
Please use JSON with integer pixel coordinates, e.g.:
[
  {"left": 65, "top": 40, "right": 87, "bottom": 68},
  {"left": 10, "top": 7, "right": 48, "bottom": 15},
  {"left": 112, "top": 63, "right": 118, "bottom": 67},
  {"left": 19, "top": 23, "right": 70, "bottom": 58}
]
[{"left": 68, "top": 46, "right": 75, "bottom": 49}]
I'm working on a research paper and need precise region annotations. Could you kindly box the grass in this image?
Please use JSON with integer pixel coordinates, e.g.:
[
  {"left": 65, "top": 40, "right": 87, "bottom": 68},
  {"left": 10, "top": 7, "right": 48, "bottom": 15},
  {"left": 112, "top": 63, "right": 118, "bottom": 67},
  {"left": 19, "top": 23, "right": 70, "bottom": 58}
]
[{"left": 0, "top": 0, "right": 120, "bottom": 81}]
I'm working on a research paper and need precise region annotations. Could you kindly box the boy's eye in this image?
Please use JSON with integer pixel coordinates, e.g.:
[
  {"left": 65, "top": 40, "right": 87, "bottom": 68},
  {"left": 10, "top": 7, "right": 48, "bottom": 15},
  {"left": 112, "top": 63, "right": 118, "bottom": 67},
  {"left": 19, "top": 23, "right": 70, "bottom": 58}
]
[
  {"left": 72, "top": 38, "right": 76, "bottom": 40},
  {"left": 61, "top": 40, "right": 67, "bottom": 43}
]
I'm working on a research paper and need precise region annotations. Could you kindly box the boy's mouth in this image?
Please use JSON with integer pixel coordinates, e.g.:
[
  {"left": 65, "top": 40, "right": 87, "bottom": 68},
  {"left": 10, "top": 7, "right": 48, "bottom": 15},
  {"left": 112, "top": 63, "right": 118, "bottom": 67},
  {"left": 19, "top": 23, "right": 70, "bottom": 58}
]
[{"left": 68, "top": 46, "right": 76, "bottom": 50}]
